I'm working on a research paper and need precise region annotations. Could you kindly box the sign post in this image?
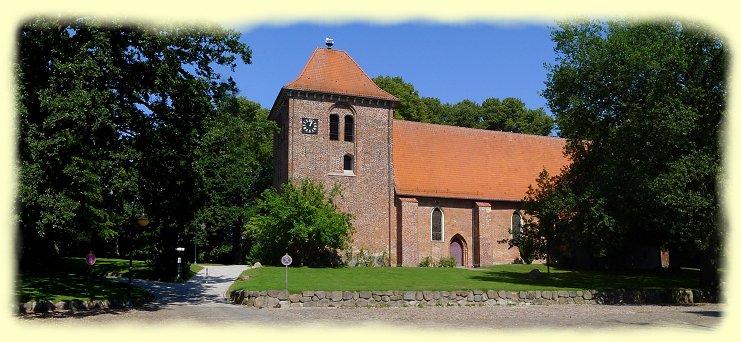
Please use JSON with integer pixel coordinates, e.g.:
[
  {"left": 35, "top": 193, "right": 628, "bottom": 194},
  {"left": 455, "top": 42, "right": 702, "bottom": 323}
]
[
  {"left": 175, "top": 247, "right": 185, "bottom": 282},
  {"left": 85, "top": 251, "right": 96, "bottom": 298},
  {"left": 281, "top": 253, "right": 292, "bottom": 291}
]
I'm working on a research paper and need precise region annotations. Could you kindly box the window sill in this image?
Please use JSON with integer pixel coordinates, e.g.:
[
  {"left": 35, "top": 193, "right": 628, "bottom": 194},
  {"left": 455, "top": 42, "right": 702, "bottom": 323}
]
[{"left": 328, "top": 171, "right": 356, "bottom": 177}]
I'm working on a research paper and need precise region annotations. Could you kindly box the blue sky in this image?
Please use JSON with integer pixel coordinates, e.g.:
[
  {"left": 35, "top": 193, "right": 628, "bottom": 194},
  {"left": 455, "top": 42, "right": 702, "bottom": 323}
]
[{"left": 228, "top": 22, "right": 558, "bottom": 114}]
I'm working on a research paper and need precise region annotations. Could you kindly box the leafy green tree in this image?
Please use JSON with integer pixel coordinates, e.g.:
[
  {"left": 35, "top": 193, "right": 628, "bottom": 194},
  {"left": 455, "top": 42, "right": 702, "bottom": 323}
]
[
  {"left": 421, "top": 97, "right": 454, "bottom": 125},
  {"left": 246, "top": 179, "right": 354, "bottom": 267},
  {"left": 17, "top": 17, "right": 251, "bottom": 277},
  {"left": 372, "top": 76, "right": 430, "bottom": 122},
  {"left": 192, "top": 96, "right": 275, "bottom": 264},
  {"left": 449, "top": 99, "right": 485, "bottom": 129},
  {"left": 539, "top": 20, "right": 725, "bottom": 288},
  {"left": 482, "top": 97, "right": 554, "bottom": 135},
  {"left": 372, "top": 76, "right": 553, "bottom": 135}
]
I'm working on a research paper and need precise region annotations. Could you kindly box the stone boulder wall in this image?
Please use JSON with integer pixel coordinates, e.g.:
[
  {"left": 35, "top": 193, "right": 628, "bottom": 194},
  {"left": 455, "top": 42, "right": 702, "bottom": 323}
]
[
  {"left": 17, "top": 297, "right": 148, "bottom": 315},
  {"left": 230, "top": 288, "right": 716, "bottom": 308}
]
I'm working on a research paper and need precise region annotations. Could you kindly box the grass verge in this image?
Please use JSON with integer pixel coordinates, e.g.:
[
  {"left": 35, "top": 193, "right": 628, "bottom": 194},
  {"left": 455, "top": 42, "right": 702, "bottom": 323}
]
[
  {"left": 230, "top": 264, "right": 703, "bottom": 293},
  {"left": 17, "top": 257, "right": 153, "bottom": 303}
]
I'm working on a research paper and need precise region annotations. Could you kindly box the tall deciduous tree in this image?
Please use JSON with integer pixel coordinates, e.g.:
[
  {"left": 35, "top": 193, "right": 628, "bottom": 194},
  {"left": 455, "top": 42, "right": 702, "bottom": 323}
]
[
  {"left": 17, "top": 17, "right": 251, "bottom": 277},
  {"left": 372, "top": 75, "right": 554, "bottom": 135},
  {"left": 372, "top": 76, "right": 430, "bottom": 122},
  {"left": 192, "top": 96, "right": 275, "bottom": 264},
  {"left": 539, "top": 20, "right": 725, "bottom": 288}
]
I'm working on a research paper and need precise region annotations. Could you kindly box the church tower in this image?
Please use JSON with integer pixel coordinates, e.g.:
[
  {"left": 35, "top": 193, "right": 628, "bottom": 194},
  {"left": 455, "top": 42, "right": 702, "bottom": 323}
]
[{"left": 269, "top": 40, "right": 400, "bottom": 260}]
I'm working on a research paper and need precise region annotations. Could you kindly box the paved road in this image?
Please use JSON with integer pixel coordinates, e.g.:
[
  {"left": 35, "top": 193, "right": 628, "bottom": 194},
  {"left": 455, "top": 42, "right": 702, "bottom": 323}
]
[
  {"left": 121, "top": 264, "right": 250, "bottom": 306},
  {"left": 19, "top": 265, "right": 725, "bottom": 331}
]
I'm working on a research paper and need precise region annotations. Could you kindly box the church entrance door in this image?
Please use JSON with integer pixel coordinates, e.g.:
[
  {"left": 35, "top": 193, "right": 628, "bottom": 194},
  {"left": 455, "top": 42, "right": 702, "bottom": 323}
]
[{"left": 450, "top": 237, "right": 464, "bottom": 266}]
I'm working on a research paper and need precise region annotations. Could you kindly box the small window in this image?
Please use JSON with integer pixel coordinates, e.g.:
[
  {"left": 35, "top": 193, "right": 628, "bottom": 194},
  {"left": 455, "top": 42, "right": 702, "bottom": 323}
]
[
  {"left": 344, "top": 115, "right": 354, "bottom": 142},
  {"left": 343, "top": 154, "right": 353, "bottom": 172},
  {"left": 431, "top": 208, "right": 443, "bottom": 241},
  {"left": 511, "top": 211, "right": 523, "bottom": 239},
  {"left": 329, "top": 114, "right": 339, "bottom": 140}
]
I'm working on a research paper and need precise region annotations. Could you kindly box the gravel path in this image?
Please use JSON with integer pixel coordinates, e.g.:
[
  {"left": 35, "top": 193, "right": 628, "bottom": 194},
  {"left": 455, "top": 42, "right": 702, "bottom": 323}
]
[{"left": 18, "top": 265, "right": 725, "bottom": 331}]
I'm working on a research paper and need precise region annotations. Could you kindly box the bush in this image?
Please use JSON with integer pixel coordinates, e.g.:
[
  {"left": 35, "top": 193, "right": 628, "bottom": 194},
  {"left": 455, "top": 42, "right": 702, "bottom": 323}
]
[
  {"left": 356, "top": 248, "right": 374, "bottom": 267},
  {"left": 419, "top": 256, "right": 435, "bottom": 267},
  {"left": 438, "top": 256, "right": 457, "bottom": 268}
]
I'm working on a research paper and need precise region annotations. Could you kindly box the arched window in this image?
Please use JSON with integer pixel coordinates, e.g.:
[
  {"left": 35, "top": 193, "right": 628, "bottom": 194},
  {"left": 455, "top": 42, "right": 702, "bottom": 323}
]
[
  {"left": 329, "top": 114, "right": 339, "bottom": 141},
  {"left": 344, "top": 115, "right": 354, "bottom": 142},
  {"left": 431, "top": 208, "right": 443, "bottom": 241},
  {"left": 511, "top": 211, "right": 523, "bottom": 239},
  {"left": 343, "top": 154, "right": 354, "bottom": 173}
]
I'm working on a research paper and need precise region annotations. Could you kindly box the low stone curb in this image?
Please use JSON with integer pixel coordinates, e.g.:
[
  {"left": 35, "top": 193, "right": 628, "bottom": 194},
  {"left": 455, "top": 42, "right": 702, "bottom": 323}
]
[
  {"left": 230, "top": 288, "right": 717, "bottom": 308},
  {"left": 17, "top": 298, "right": 148, "bottom": 315}
]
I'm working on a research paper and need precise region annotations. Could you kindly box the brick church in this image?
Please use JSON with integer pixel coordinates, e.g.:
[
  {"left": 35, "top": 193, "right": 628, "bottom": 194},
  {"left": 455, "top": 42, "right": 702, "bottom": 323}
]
[{"left": 269, "top": 42, "right": 569, "bottom": 267}]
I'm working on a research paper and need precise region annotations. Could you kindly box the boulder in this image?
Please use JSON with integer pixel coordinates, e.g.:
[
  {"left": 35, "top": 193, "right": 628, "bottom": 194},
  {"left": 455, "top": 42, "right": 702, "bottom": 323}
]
[{"left": 528, "top": 268, "right": 542, "bottom": 279}]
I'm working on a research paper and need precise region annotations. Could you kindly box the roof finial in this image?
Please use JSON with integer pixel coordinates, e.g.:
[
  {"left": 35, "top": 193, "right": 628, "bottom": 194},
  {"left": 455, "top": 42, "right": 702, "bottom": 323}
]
[{"left": 325, "top": 37, "right": 334, "bottom": 49}]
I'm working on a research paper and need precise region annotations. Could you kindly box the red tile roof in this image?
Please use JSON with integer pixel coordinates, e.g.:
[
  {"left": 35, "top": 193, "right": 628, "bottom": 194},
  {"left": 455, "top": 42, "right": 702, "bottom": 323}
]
[
  {"left": 284, "top": 48, "right": 398, "bottom": 101},
  {"left": 393, "top": 120, "right": 569, "bottom": 201}
]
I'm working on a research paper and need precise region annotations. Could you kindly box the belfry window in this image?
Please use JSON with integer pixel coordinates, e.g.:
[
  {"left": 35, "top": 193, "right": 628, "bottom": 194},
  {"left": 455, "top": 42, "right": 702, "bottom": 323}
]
[
  {"left": 431, "top": 208, "right": 443, "bottom": 241},
  {"left": 343, "top": 154, "right": 354, "bottom": 173},
  {"left": 329, "top": 114, "right": 339, "bottom": 140},
  {"left": 511, "top": 211, "right": 523, "bottom": 240},
  {"left": 344, "top": 115, "right": 354, "bottom": 142}
]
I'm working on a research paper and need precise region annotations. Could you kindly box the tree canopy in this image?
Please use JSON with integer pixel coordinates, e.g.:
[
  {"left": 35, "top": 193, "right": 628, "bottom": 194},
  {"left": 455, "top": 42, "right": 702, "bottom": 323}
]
[
  {"left": 246, "top": 179, "right": 354, "bottom": 267},
  {"left": 192, "top": 97, "right": 275, "bottom": 264},
  {"left": 17, "top": 17, "right": 255, "bottom": 277},
  {"left": 522, "top": 20, "right": 725, "bottom": 289},
  {"left": 372, "top": 75, "right": 554, "bottom": 135}
]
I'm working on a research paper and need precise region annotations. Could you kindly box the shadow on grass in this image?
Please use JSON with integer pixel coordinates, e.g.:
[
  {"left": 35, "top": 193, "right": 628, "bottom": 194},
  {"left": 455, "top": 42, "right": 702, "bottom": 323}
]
[{"left": 18, "top": 273, "right": 151, "bottom": 303}]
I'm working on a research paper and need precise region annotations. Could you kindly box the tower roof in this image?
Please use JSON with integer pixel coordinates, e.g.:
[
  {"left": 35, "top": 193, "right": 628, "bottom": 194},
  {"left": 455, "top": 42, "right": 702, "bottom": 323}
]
[
  {"left": 283, "top": 48, "right": 399, "bottom": 101},
  {"left": 393, "top": 120, "right": 570, "bottom": 201}
]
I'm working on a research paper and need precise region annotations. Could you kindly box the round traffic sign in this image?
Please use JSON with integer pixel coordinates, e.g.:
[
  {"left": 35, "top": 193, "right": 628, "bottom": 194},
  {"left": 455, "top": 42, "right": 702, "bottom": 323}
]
[
  {"left": 86, "top": 252, "right": 96, "bottom": 266},
  {"left": 281, "top": 254, "right": 292, "bottom": 266}
]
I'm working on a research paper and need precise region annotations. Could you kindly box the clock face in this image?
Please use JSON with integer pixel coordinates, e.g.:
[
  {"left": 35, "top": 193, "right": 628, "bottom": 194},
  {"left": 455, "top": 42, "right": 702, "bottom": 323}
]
[{"left": 301, "top": 118, "right": 318, "bottom": 134}]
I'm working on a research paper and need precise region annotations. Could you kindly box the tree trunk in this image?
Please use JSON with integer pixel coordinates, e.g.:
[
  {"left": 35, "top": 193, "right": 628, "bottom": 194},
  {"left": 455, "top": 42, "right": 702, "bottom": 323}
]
[
  {"left": 699, "top": 244, "right": 720, "bottom": 295},
  {"left": 231, "top": 224, "right": 242, "bottom": 264}
]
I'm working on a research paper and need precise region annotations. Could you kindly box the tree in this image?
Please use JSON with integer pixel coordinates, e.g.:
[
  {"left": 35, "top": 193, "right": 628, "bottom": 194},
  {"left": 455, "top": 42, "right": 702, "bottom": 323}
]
[
  {"left": 371, "top": 76, "right": 430, "bottom": 122},
  {"left": 17, "top": 17, "right": 251, "bottom": 278},
  {"left": 421, "top": 97, "right": 454, "bottom": 125},
  {"left": 539, "top": 20, "right": 725, "bottom": 288},
  {"left": 246, "top": 179, "right": 354, "bottom": 267},
  {"left": 372, "top": 75, "right": 554, "bottom": 135},
  {"left": 192, "top": 96, "right": 275, "bottom": 264},
  {"left": 482, "top": 97, "right": 554, "bottom": 135}
]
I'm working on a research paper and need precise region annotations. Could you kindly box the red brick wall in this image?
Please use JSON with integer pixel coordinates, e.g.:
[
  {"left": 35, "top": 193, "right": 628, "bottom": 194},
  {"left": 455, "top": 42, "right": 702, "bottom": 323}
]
[
  {"left": 396, "top": 197, "right": 419, "bottom": 266},
  {"left": 487, "top": 202, "right": 523, "bottom": 264},
  {"left": 393, "top": 196, "right": 522, "bottom": 267},
  {"left": 412, "top": 198, "right": 473, "bottom": 267},
  {"left": 276, "top": 90, "right": 396, "bottom": 257}
]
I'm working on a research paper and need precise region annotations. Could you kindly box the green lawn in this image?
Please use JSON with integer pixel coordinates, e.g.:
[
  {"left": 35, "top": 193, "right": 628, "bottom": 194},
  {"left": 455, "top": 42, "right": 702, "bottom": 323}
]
[
  {"left": 17, "top": 257, "right": 154, "bottom": 303},
  {"left": 230, "top": 264, "right": 703, "bottom": 293}
]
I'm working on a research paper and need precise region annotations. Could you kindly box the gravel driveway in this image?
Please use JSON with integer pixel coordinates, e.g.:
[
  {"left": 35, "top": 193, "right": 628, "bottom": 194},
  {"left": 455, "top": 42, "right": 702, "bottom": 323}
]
[{"left": 19, "top": 265, "right": 725, "bottom": 331}]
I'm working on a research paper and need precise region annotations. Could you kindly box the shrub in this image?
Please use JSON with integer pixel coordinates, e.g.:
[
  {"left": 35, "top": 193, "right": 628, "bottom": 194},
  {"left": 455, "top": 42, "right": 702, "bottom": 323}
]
[
  {"left": 356, "top": 248, "right": 374, "bottom": 267},
  {"left": 418, "top": 256, "right": 435, "bottom": 267},
  {"left": 437, "top": 256, "right": 457, "bottom": 268}
]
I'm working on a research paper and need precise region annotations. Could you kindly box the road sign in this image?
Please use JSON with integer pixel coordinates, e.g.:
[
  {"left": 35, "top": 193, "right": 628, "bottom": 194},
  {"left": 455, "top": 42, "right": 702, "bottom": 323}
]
[
  {"left": 281, "top": 254, "right": 293, "bottom": 266},
  {"left": 86, "top": 252, "right": 96, "bottom": 266},
  {"left": 281, "top": 254, "right": 292, "bottom": 291}
]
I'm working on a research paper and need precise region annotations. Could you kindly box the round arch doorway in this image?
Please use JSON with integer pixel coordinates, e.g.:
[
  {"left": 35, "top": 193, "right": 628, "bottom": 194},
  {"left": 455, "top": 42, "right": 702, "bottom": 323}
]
[{"left": 449, "top": 234, "right": 467, "bottom": 267}]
